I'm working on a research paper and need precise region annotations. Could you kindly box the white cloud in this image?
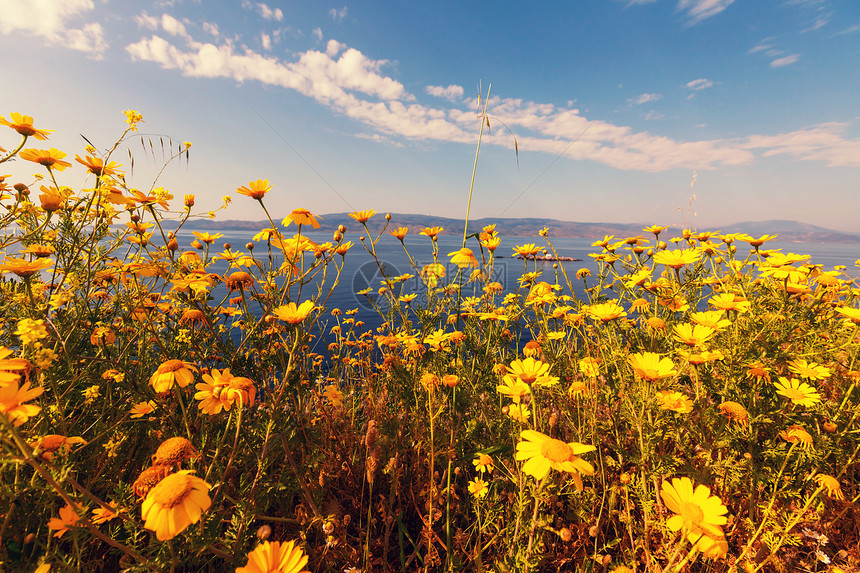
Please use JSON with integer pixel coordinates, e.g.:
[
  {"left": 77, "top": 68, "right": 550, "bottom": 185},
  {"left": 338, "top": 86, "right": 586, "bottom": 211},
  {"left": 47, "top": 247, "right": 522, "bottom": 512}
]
[
  {"left": 241, "top": 1, "right": 283, "bottom": 21},
  {"left": 135, "top": 12, "right": 160, "bottom": 31},
  {"left": 0, "top": 0, "right": 107, "bottom": 58},
  {"left": 426, "top": 84, "right": 465, "bottom": 102},
  {"left": 644, "top": 110, "right": 665, "bottom": 120},
  {"left": 748, "top": 38, "right": 775, "bottom": 54},
  {"left": 629, "top": 92, "right": 662, "bottom": 105},
  {"left": 124, "top": 31, "right": 860, "bottom": 173},
  {"left": 202, "top": 21, "right": 219, "bottom": 37},
  {"left": 312, "top": 27, "right": 323, "bottom": 41},
  {"left": 833, "top": 22, "right": 860, "bottom": 36},
  {"left": 686, "top": 78, "right": 714, "bottom": 91},
  {"left": 742, "top": 122, "right": 860, "bottom": 166},
  {"left": 126, "top": 35, "right": 410, "bottom": 101},
  {"left": 261, "top": 32, "right": 271, "bottom": 50},
  {"left": 161, "top": 14, "right": 190, "bottom": 39},
  {"left": 677, "top": 0, "right": 735, "bottom": 24},
  {"left": 329, "top": 6, "right": 348, "bottom": 22},
  {"left": 326, "top": 39, "right": 345, "bottom": 56},
  {"left": 771, "top": 54, "right": 800, "bottom": 67}
]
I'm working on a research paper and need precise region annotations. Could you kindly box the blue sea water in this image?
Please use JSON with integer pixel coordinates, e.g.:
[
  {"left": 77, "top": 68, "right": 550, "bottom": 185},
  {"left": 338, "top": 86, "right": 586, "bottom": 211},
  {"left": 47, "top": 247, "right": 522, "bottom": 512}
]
[{"left": 181, "top": 229, "right": 860, "bottom": 337}]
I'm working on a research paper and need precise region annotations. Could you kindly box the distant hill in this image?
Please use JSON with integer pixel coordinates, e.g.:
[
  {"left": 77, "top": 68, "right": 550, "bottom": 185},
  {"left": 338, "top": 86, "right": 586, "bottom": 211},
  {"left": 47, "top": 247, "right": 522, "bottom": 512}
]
[{"left": 167, "top": 214, "right": 860, "bottom": 243}]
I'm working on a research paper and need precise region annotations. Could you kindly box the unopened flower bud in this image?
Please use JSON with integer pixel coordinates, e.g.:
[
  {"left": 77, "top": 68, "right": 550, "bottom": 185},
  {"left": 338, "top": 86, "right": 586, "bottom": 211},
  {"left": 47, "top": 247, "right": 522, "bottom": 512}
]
[{"left": 256, "top": 525, "right": 272, "bottom": 540}]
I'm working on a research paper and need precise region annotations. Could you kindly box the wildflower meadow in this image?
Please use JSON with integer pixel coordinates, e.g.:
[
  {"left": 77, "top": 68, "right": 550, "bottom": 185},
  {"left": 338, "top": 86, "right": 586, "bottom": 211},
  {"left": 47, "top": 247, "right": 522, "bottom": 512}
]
[{"left": 0, "top": 110, "right": 858, "bottom": 572}]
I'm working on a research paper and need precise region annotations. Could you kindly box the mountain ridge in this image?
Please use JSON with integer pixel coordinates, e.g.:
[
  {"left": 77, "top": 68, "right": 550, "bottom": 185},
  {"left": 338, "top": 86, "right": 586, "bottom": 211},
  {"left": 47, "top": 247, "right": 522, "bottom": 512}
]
[{"left": 165, "top": 214, "right": 860, "bottom": 243}]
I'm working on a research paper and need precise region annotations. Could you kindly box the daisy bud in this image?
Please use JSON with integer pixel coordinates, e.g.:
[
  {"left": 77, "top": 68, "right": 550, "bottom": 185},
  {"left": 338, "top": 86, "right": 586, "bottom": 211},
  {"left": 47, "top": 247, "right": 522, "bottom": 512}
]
[
  {"left": 338, "top": 224, "right": 346, "bottom": 233},
  {"left": 256, "top": 525, "right": 271, "bottom": 540},
  {"left": 558, "top": 527, "right": 572, "bottom": 541}
]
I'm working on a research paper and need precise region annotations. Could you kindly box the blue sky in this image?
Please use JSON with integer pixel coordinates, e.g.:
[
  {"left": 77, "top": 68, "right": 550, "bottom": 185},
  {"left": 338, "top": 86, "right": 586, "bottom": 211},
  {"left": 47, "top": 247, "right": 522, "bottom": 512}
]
[{"left": 1, "top": 0, "right": 859, "bottom": 232}]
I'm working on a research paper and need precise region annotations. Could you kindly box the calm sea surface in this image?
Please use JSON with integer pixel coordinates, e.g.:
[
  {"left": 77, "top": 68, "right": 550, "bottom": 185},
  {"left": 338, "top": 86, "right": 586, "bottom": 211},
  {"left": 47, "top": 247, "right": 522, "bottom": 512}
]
[{"left": 179, "top": 229, "right": 860, "bottom": 336}]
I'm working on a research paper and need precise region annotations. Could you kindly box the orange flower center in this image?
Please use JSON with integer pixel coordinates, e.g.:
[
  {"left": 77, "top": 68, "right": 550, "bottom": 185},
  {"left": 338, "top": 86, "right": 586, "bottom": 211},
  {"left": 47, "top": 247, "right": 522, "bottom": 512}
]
[
  {"left": 783, "top": 387, "right": 807, "bottom": 401},
  {"left": 540, "top": 439, "right": 573, "bottom": 463},
  {"left": 160, "top": 360, "right": 184, "bottom": 373},
  {"left": 150, "top": 473, "right": 194, "bottom": 508},
  {"left": 518, "top": 371, "right": 538, "bottom": 384},
  {"left": 680, "top": 501, "right": 705, "bottom": 525}
]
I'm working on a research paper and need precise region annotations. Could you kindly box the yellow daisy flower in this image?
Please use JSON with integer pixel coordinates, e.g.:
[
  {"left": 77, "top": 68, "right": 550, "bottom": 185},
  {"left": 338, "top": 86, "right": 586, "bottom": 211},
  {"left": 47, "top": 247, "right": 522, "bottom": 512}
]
[
  {"left": 149, "top": 360, "right": 197, "bottom": 393},
  {"left": 515, "top": 430, "right": 595, "bottom": 489},
  {"left": 627, "top": 352, "right": 676, "bottom": 381},
  {"left": 660, "top": 476, "right": 728, "bottom": 542},
  {"left": 656, "top": 390, "right": 693, "bottom": 414},
  {"left": 653, "top": 248, "right": 701, "bottom": 269},
  {"left": 780, "top": 425, "right": 814, "bottom": 448},
  {"left": 236, "top": 179, "right": 272, "bottom": 200},
  {"left": 349, "top": 209, "right": 377, "bottom": 223},
  {"left": 468, "top": 478, "right": 489, "bottom": 499},
  {"left": 473, "top": 453, "right": 494, "bottom": 473},
  {"left": 236, "top": 539, "right": 310, "bottom": 573},
  {"left": 141, "top": 471, "right": 211, "bottom": 541},
  {"left": 47, "top": 503, "right": 80, "bottom": 539},
  {"left": 773, "top": 377, "right": 821, "bottom": 407},
  {"left": 272, "top": 300, "right": 315, "bottom": 325},
  {"left": 496, "top": 377, "right": 531, "bottom": 403},
  {"left": 448, "top": 247, "right": 479, "bottom": 269},
  {"left": 787, "top": 359, "right": 831, "bottom": 381},
  {"left": 586, "top": 300, "right": 627, "bottom": 322},
  {"left": 717, "top": 401, "right": 748, "bottom": 426},
  {"left": 814, "top": 474, "right": 844, "bottom": 500},
  {"left": 281, "top": 208, "right": 321, "bottom": 229},
  {"left": 672, "top": 323, "right": 717, "bottom": 347}
]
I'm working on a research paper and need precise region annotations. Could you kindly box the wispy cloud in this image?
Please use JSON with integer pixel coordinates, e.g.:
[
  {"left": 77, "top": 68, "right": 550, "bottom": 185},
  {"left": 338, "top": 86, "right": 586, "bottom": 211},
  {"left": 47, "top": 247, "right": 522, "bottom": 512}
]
[
  {"left": 426, "top": 85, "right": 465, "bottom": 102},
  {"left": 329, "top": 6, "right": 348, "bottom": 22},
  {"left": 686, "top": 78, "right": 714, "bottom": 91},
  {"left": 241, "top": 1, "right": 283, "bottom": 22},
  {"left": 629, "top": 93, "right": 663, "bottom": 105},
  {"left": 625, "top": 0, "right": 735, "bottom": 25},
  {"left": 832, "top": 22, "right": 860, "bottom": 36},
  {"left": 748, "top": 37, "right": 776, "bottom": 54},
  {"left": 121, "top": 21, "right": 860, "bottom": 173},
  {"left": 677, "top": 0, "right": 735, "bottom": 24},
  {"left": 771, "top": 54, "right": 800, "bottom": 67},
  {"left": 742, "top": 122, "right": 860, "bottom": 166},
  {"left": 0, "top": 0, "right": 107, "bottom": 58}
]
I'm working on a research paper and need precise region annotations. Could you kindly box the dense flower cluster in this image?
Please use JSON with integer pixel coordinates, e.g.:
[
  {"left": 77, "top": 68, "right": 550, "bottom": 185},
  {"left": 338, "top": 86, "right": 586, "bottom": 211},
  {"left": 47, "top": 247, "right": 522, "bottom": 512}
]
[{"left": 0, "top": 111, "right": 857, "bottom": 572}]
